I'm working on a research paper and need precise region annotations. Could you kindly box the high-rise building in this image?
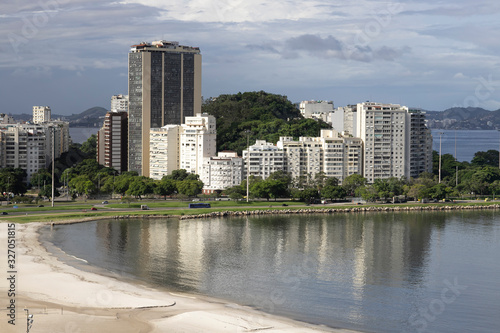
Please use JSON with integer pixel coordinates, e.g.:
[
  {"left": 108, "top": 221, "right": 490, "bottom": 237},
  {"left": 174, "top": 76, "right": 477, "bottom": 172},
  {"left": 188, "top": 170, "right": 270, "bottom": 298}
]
[
  {"left": 111, "top": 94, "right": 129, "bottom": 112},
  {"left": 407, "top": 109, "right": 433, "bottom": 177},
  {"left": 33, "top": 106, "right": 51, "bottom": 124},
  {"left": 0, "top": 125, "right": 45, "bottom": 183},
  {"left": 179, "top": 113, "right": 216, "bottom": 176},
  {"left": 149, "top": 125, "right": 180, "bottom": 180},
  {"left": 356, "top": 102, "right": 408, "bottom": 183},
  {"left": 97, "top": 111, "right": 128, "bottom": 173},
  {"left": 128, "top": 40, "right": 202, "bottom": 176}
]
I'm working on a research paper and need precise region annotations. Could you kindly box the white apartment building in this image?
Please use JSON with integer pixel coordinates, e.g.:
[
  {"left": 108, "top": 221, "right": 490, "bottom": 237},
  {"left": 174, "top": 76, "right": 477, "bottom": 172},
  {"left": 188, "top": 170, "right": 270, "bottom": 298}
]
[
  {"left": 277, "top": 130, "right": 363, "bottom": 183},
  {"left": 111, "top": 94, "right": 129, "bottom": 112},
  {"left": 243, "top": 140, "right": 284, "bottom": 180},
  {"left": 299, "top": 100, "right": 334, "bottom": 120},
  {"left": 356, "top": 102, "right": 408, "bottom": 183},
  {"left": 179, "top": 113, "right": 217, "bottom": 176},
  {"left": 0, "top": 126, "right": 45, "bottom": 183},
  {"left": 149, "top": 125, "right": 180, "bottom": 180},
  {"left": 33, "top": 106, "right": 51, "bottom": 124},
  {"left": 201, "top": 151, "right": 243, "bottom": 193}
]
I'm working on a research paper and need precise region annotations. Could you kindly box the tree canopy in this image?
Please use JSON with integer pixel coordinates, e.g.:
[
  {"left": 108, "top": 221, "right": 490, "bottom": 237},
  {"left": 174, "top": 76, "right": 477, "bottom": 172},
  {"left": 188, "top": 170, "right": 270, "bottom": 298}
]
[{"left": 202, "top": 91, "right": 331, "bottom": 155}]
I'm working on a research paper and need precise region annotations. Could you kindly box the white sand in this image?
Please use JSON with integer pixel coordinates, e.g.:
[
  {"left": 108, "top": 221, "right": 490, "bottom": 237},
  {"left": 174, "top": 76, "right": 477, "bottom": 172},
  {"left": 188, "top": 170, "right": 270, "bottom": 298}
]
[{"left": 0, "top": 222, "right": 360, "bottom": 333}]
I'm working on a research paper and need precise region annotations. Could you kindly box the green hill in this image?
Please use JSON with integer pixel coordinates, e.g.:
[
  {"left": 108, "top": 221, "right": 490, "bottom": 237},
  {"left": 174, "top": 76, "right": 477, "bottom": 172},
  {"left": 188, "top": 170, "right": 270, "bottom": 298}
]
[{"left": 202, "top": 91, "right": 331, "bottom": 155}]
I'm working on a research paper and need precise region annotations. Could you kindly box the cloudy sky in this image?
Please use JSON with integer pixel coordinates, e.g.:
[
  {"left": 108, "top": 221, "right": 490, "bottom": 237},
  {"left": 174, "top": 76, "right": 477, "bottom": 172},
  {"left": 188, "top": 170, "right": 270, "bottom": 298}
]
[{"left": 1, "top": 0, "right": 499, "bottom": 115}]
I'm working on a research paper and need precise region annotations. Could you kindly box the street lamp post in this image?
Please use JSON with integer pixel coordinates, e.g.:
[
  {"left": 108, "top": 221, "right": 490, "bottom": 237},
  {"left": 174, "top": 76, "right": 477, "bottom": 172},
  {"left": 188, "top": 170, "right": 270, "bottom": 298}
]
[
  {"left": 244, "top": 130, "right": 252, "bottom": 203},
  {"left": 455, "top": 130, "right": 458, "bottom": 187},
  {"left": 439, "top": 132, "right": 444, "bottom": 183}
]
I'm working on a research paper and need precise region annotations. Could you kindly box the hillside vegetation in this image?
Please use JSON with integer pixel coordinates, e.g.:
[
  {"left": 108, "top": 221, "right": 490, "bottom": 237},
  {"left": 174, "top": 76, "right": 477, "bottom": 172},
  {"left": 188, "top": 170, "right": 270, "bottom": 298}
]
[{"left": 202, "top": 91, "right": 331, "bottom": 154}]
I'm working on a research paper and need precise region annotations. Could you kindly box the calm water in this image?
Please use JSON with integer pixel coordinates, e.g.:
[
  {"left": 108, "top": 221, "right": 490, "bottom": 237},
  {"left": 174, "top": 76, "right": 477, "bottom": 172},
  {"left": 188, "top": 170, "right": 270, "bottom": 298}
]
[
  {"left": 431, "top": 129, "right": 499, "bottom": 162},
  {"left": 41, "top": 211, "right": 500, "bottom": 333}
]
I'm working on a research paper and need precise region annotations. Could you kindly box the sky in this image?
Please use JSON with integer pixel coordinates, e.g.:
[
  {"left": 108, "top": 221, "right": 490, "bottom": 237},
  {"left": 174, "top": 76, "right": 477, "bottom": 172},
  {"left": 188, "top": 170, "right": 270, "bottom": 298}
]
[{"left": 1, "top": 0, "right": 499, "bottom": 115}]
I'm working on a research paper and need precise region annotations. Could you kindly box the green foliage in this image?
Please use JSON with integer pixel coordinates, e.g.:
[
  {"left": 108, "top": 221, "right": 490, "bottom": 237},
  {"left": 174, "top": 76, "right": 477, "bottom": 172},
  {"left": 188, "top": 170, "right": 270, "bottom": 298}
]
[
  {"left": 202, "top": 91, "right": 330, "bottom": 155},
  {"left": 177, "top": 180, "right": 204, "bottom": 197},
  {"left": 0, "top": 168, "right": 28, "bottom": 195},
  {"left": 291, "top": 187, "right": 320, "bottom": 203},
  {"left": 342, "top": 174, "right": 367, "bottom": 195},
  {"left": 81, "top": 134, "right": 97, "bottom": 156},
  {"left": 471, "top": 150, "right": 499, "bottom": 167},
  {"left": 321, "top": 185, "right": 346, "bottom": 200},
  {"left": 39, "top": 185, "right": 60, "bottom": 199}
]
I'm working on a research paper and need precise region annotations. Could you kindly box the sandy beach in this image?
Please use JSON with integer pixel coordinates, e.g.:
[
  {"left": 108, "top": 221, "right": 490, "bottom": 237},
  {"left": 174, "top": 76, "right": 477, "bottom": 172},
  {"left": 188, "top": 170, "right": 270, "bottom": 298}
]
[{"left": 0, "top": 222, "right": 360, "bottom": 333}]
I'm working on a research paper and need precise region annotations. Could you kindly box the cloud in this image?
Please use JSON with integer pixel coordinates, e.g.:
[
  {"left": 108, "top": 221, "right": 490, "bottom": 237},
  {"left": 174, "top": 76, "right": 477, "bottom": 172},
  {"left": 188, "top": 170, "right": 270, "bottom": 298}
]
[{"left": 249, "top": 34, "right": 411, "bottom": 63}]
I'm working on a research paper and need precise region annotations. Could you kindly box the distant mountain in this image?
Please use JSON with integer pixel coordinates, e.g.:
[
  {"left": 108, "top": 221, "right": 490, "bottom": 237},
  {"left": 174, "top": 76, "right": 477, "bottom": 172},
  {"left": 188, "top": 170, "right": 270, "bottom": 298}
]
[
  {"left": 9, "top": 107, "right": 108, "bottom": 127},
  {"left": 424, "top": 107, "right": 500, "bottom": 130}
]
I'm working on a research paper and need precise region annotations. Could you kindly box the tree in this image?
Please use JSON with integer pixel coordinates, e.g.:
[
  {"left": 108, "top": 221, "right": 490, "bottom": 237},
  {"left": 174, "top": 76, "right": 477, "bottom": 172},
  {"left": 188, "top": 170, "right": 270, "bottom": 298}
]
[
  {"left": 80, "top": 134, "right": 97, "bottom": 156},
  {"left": 155, "top": 178, "right": 177, "bottom": 199},
  {"left": 471, "top": 150, "right": 499, "bottom": 167},
  {"left": 177, "top": 180, "right": 204, "bottom": 197},
  {"left": 126, "top": 177, "right": 155, "bottom": 198},
  {"left": 39, "top": 185, "right": 60, "bottom": 199},
  {"left": 321, "top": 185, "right": 346, "bottom": 201},
  {"left": 342, "top": 174, "right": 367, "bottom": 196},
  {"left": 291, "top": 187, "right": 320, "bottom": 203}
]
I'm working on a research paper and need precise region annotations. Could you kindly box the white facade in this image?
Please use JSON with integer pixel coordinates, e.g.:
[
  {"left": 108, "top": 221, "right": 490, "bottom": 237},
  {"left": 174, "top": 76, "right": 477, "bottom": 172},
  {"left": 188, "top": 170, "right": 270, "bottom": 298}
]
[
  {"left": 179, "top": 113, "right": 217, "bottom": 176},
  {"left": 299, "top": 100, "right": 334, "bottom": 119},
  {"left": 356, "top": 102, "right": 408, "bottom": 183},
  {"left": 243, "top": 140, "right": 284, "bottom": 180},
  {"left": 201, "top": 151, "right": 243, "bottom": 193},
  {"left": 33, "top": 106, "right": 51, "bottom": 124},
  {"left": 0, "top": 126, "right": 45, "bottom": 183},
  {"left": 277, "top": 130, "right": 363, "bottom": 184},
  {"left": 111, "top": 94, "right": 129, "bottom": 112},
  {"left": 149, "top": 125, "right": 180, "bottom": 180}
]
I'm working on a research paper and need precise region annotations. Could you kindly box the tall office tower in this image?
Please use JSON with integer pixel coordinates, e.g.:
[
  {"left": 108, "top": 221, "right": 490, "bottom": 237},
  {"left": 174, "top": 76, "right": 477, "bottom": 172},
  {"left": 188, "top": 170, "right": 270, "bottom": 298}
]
[
  {"left": 407, "top": 109, "right": 433, "bottom": 177},
  {"left": 111, "top": 94, "right": 129, "bottom": 112},
  {"left": 356, "top": 102, "right": 408, "bottom": 183},
  {"left": 128, "top": 40, "right": 202, "bottom": 176},
  {"left": 33, "top": 106, "right": 51, "bottom": 124},
  {"left": 97, "top": 111, "right": 128, "bottom": 173}
]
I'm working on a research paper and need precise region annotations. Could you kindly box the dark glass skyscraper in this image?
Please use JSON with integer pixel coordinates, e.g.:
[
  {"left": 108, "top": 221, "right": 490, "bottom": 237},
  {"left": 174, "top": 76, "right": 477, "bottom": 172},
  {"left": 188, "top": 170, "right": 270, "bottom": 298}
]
[{"left": 128, "top": 41, "right": 201, "bottom": 176}]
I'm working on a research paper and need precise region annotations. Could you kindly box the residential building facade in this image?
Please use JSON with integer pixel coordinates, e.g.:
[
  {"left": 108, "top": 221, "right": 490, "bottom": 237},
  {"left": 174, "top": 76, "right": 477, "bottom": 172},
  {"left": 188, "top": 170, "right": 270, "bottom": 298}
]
[
  {"left": 242, "top": 140, "right": 284, "bottom": 180},
  {"left": 33, "top": 106, "right": 51, "bottom": 124},
  {"left": 407, "top": 109, "right": 433, "bottom": 178},
  {"left": 97, "top": 111, "right": 128, "bottom": 173},
  {"left": 356, "top": 102, "right": 408, "bottom": 183},
  {"left": 149, "top": 125, "right": 180, "bottom": 180},
  {"left": 179, "top": 113, "right": 216, "bottom": 176},
  {"left": 111, "top": 94, "right": 129, "bottom": 112},
  {"left": 201, "top": 151, "right": 243, "bottom": 194},
  {"left": 128, "top": 40, "right": 202, "bottom": 176}
]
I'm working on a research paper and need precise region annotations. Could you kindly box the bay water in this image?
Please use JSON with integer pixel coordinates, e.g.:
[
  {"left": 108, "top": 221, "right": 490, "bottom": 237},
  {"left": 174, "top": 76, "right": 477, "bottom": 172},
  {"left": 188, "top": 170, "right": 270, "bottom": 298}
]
[
  {"left": 41, "top": 211, "right": 500, "bottom": 333},
  {"left": 430, "top": 129, "right": 499, "bottom": 162}
]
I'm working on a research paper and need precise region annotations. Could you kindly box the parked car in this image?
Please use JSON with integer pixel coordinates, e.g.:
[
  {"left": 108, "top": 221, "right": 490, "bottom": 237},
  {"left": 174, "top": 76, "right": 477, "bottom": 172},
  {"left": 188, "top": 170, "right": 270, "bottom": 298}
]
[
  {"left": 1, "top": 212, "right": 8, "bottom": 215},
  {"left": 37, "top": 205, "right": 44, "bottom": 207},
  {"left": 91, "top": 207, "right": 97, "bottom": 211},
  {"left": 102, "top": 201, "right": 109, "bottom": 204}
]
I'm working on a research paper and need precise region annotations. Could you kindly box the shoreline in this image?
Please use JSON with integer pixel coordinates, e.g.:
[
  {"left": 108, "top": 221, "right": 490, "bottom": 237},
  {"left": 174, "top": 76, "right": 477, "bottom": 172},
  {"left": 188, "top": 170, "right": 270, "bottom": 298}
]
[{"left": 0, "top": 221, "right": 361, "bottom": 333}]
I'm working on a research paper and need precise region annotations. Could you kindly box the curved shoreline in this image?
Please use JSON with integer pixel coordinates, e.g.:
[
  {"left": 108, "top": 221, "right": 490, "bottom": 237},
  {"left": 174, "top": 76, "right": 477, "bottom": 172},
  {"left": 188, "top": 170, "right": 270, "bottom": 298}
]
[{"left": 0, "top": 222, "right": 360, "bottom": 333}]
